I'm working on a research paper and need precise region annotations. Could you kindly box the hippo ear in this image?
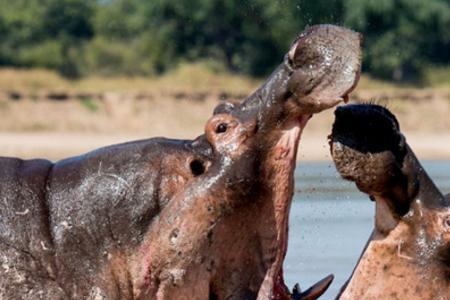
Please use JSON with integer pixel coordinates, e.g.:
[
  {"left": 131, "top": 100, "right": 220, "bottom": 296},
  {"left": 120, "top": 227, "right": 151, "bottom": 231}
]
[
  {"left": 213, "top": 101, "right": 239, "bottom": 115},
  {"left": 287, "top": 25, "right": 362, "bottom": 112}
]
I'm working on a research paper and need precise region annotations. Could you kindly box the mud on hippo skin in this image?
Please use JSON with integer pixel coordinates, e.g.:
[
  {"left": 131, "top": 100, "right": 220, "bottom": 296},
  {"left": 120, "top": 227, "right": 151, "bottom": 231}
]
[
  {"left": 0, "top": 25, "right": 362, "bottom": 300},
  {"left": 330, "top": 104, "right": 450, "bottom": 300}
]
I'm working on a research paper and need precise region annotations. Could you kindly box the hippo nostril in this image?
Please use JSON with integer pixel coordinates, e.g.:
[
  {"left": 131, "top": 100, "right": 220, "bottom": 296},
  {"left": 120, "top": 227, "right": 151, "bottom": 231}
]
[
  {"left": 216, "top": 123, "right": 228, "bottom": 134},
  {"left": 190, "top": 159, "right": 205, "bottom": 176}
]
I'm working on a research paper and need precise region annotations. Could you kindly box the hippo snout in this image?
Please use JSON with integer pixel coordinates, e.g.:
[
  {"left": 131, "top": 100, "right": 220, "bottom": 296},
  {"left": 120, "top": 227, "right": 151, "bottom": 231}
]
[{"left": 331, "top": 103, "right": 450, "bottom": 300}]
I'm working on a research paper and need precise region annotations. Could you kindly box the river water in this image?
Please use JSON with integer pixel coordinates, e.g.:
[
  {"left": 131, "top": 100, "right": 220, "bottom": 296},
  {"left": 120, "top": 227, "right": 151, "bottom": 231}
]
[{"left": 283, "top": 160, "right": 450, "bottom": 299}]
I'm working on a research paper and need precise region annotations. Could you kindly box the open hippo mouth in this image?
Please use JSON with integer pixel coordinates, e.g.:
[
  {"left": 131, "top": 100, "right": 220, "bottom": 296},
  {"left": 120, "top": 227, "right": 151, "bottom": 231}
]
[
  {"left": 330, "top": 104, "right": 450, "bottom": 299},
  {"left": 238, "top": 25, "right": 363, "bottom": 299},
  {"left": 129, "top": 25, "right": 362, "bottom": 300},
  {"left": 170, "top": 25, "right": 363, "bottom": 300}
]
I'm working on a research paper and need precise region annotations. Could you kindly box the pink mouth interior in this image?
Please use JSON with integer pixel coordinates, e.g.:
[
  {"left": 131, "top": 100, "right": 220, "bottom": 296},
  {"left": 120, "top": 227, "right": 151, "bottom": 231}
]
[{"left": 257, "top": 114, "right": 311, "bottom": 299}]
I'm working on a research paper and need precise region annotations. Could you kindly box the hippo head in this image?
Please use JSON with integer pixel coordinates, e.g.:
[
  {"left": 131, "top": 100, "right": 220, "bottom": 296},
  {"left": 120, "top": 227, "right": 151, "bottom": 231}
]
[
  {"left": 330, "top": 104, "right": 450, "bottom": 299},
  {"left": 134, "top": 113, "right": 261, "bottom": 299},
  {"left": 134, "top": 25, "right": 362, "bottom": 300},
  {"left": 202, "top": 25, "right": 362, "bottom": 299}
]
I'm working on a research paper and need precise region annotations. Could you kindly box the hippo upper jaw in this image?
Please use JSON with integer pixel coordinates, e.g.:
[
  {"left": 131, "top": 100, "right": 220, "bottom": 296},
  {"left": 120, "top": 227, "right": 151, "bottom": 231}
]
[{"left": 229, "top": 25, "right": 362, "bottom": 137}]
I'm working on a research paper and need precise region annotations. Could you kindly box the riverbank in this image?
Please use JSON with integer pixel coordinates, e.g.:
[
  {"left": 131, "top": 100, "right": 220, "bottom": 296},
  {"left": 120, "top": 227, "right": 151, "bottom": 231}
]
[
  {"left": 0, "top": 66, "right": 449, "bottom": 161},
  {"left": 0, "top": 130, "right": 448, "bottom": 162}
]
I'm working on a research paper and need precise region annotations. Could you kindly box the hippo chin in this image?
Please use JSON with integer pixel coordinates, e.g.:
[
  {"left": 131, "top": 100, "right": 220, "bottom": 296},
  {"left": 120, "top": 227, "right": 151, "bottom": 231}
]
[
  {"left": 0, "top": 25, "right": 361, "bottom": 300},
  {"left": 330, "top": 104, "right": 450, "bottom": 300}
]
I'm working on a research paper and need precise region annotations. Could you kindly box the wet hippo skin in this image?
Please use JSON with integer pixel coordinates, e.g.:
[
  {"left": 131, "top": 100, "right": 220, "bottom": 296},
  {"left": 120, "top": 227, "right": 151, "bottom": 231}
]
[
  {"left": 330, "top": 104, "right": 450, "bottom": 300},
  {"left": 0, "top": 25, "right": 362, "bottom": 300},
  {"left": 0, "top": 138, "right": 213, "bottom": 299}
]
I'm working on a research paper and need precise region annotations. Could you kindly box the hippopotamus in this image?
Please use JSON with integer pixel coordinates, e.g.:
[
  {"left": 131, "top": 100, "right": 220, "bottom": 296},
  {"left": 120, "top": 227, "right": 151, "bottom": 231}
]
[
  {"left": 329, "top": 104, "right": 450, "bottom": 300},
  {"left": 0, "top": 25, "right": 362, "bottom": 300}
]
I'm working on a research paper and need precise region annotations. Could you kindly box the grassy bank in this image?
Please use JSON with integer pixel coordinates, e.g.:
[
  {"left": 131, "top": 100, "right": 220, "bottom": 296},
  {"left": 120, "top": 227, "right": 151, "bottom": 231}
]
[{"left": 0, "top": 65, "right": 449, "bottom": 161}]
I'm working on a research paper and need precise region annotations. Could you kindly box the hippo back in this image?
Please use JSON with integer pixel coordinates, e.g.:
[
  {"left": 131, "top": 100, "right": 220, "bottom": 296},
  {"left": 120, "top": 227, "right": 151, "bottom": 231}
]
[
  {"left": 0, "top": 157, "right": 66, "bottom": 298},
  {"left": 0, "top": 157, "right": 53, "bottom": 256},
  {"left": 45, "top": 137, "right": 210, "bottom": 297},
  {"left": 0, "top": 136, "right": 212, "bottom": 298}
]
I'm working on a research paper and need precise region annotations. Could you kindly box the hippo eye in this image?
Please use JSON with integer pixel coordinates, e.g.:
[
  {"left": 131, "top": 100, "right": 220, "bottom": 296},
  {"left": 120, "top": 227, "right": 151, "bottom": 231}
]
[{"left": 216, "top": 123, "right": 228, "bottom": 134}]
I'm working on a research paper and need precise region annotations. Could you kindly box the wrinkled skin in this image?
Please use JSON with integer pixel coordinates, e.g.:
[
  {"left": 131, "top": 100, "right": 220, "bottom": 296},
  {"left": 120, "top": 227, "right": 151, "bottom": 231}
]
[
  {"left": 330, "top": 104, "right": 450, "bottom": 300},
  {"left": 0, "top": 25, "right": 361, "bottom": 300}
]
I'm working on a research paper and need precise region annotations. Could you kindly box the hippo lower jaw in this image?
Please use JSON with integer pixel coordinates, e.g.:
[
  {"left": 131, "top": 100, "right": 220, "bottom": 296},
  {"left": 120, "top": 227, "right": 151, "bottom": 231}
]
[
  {"left": 257, "top": 115, "right": 333, "bottom": 300},
  {"left": 270, "top": 116, "right": 309, "bottom": 265},
  {"left": 256, "top": 116, "right": 306, "bottom": 299}
]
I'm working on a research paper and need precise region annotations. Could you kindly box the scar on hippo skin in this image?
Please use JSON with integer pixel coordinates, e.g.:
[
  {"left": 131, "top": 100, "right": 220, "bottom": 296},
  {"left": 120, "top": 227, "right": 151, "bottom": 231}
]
[
  {"left": 330, "top": 104, "right": 450, "bottom": 300},
  {"left": 0, "top": 25, "right": 362, "bottom": 300}
]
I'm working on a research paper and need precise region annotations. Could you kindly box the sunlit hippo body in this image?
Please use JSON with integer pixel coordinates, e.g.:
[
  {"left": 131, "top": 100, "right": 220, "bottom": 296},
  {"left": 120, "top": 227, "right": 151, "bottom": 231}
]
[
  {"left": 330, "top": 104, "right": 450, "bottom": 300},
  {"left": 0, "top": 25, "right": 361, "bottom": 300}
]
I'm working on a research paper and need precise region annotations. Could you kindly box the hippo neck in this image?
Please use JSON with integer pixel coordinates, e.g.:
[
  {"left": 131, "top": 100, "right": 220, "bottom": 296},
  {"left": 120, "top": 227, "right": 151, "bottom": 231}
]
[
  {"left": 338, "top": 220, "right": 449, "bottom": 300},
  {"left": 415, "top": 174, "right": 447, "bottom": 210},
  {"left": 405, "top": 147, "right": 447, "bottom": 209},
  {"left": 374, "top": 147, "right": 446, "bottom": 237}
]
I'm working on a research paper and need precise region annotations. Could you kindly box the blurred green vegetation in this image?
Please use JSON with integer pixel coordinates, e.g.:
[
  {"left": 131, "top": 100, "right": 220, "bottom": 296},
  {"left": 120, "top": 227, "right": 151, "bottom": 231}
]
[{"left": 0, "top": 0, "right": 449, "bottom": 82}]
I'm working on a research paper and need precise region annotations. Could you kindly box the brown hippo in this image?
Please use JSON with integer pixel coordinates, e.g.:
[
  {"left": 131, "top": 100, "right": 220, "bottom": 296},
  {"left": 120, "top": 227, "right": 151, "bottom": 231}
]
[
  {"left": 0, "top": 25, "right": 361, "bottom": 300},
  {"left": 329, "top": 104, "right": 450, "bottom": 300}
]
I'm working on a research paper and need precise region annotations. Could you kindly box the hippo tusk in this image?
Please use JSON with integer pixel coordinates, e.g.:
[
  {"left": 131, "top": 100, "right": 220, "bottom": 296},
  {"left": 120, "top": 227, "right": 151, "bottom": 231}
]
[{"left": 292, "top": 274, "right": 334, "bottom": 300}]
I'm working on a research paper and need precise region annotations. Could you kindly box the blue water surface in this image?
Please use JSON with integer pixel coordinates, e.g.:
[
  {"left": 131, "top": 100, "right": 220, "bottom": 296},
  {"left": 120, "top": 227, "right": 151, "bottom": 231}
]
[{"left": 284, "top": 160, "right": 450, "bottom": 299}]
